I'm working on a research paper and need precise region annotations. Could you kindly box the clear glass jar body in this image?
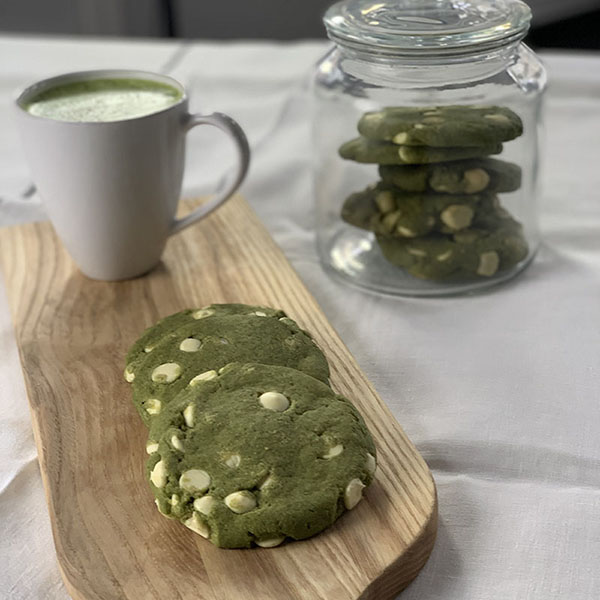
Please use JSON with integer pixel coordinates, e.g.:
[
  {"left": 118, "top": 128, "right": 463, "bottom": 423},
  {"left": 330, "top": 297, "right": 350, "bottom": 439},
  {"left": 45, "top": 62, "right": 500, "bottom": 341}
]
[{"left": 312, "top": 42, "right": 546, "bottom": 296}]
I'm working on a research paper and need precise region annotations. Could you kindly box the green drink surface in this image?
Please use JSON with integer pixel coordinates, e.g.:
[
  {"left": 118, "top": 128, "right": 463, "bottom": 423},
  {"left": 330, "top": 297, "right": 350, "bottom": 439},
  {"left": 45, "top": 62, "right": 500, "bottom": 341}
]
[{"left": 24, "top": 78, "right": 183, "bottom": 122}]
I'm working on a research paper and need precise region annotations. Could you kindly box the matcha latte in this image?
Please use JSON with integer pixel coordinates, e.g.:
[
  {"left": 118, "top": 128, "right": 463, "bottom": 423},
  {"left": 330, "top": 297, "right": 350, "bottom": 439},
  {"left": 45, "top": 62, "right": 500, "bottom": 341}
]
[{"left": 24, "top": 78, "right": 182, "bottom": 122}]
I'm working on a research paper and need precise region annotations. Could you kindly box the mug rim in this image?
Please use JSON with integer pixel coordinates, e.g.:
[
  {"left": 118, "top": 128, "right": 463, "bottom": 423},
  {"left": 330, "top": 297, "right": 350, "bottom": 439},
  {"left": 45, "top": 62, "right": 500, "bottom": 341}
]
[{"left": 15, "top": 68, "right": 188, "bottom": 124}]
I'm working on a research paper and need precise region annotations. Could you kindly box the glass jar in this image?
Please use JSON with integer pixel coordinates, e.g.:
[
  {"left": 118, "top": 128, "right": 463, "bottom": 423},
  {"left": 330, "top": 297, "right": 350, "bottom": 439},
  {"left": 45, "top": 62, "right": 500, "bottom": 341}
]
[{"left": 311, "top": 0, "right": 546, "bottom": 296}]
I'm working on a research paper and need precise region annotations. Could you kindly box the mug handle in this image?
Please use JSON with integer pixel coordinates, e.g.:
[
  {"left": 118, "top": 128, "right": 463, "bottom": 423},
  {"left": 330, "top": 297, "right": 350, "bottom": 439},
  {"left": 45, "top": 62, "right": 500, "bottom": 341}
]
[{"left": 170, "top": 112, "right": 250, "bottom": 235}]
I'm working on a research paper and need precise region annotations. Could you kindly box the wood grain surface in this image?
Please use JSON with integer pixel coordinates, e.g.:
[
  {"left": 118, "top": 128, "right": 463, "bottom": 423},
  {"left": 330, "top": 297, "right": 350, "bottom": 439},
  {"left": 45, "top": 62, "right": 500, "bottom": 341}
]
[{"left": 0, "top": 196, "right": 437, "bottom": 600}]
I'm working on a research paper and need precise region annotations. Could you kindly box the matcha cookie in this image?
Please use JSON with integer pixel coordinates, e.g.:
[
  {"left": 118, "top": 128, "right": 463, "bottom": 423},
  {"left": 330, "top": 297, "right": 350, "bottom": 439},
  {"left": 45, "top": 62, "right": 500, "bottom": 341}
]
[
  {"left": 339, "top": 137, "right": 502, "bottom": 165},
  {"left": 146, "top": 363, "right": 377, "bottom": 548},
  {"left": 379, "top": 158, "right": 522, "bottom": 194},
  {"left": 124, "top": 304, "right": 285, "bottom": 382},
  {"left": 358, "top": 105, "right": 523, "bottom": 147},
  {"left": 131, "top": 313, "right": 330, "bottom": 426},
  {"left": 376, "top": 215, "right": 529, "bottom": 280},
  {"left": 341, "top": 183, "right": 497, "bottom": 238}
]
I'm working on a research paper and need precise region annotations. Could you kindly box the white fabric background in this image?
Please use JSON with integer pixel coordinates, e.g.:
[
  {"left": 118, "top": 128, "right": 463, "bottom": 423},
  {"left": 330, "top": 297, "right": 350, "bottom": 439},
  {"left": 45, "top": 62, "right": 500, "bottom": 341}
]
[{"left": 0, "top": 37, "right": 598, "bottom": 599}]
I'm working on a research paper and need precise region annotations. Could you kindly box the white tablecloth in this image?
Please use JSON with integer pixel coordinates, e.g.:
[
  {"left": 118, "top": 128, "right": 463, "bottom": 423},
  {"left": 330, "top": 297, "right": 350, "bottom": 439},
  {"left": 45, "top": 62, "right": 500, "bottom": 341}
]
[{"left": 1, "top": 36, "right": 599, "bottom": 600}]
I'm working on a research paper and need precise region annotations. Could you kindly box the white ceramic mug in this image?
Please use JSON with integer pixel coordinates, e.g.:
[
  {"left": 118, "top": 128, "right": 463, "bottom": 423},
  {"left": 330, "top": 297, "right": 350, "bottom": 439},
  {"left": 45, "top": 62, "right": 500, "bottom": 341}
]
[{"left": 15, "top": 69, "right": 250, "bottom": 280}]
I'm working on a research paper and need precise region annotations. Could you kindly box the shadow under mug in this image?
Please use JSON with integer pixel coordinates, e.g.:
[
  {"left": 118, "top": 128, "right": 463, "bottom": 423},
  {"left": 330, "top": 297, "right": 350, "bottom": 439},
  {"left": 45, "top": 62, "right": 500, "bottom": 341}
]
[{"left": 15, "top": 69, "right": 250, "bottom": 281}]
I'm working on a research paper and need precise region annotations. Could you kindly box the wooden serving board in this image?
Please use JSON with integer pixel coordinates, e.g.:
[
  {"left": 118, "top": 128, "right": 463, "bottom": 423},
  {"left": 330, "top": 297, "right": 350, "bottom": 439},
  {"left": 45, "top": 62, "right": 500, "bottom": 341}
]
[{"left": 0, "top": 196, "right": 437, "bottom": 600}]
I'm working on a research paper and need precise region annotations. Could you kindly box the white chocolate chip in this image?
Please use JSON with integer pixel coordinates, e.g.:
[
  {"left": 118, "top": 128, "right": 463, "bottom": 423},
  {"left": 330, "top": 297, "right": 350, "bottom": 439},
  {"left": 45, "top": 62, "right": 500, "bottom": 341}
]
[
  {"left": 179, "top": 338, "right": 201, "bottom": 352},
  {"left": 179, "top": 469, "right": 211, "bottom": 494},
  {"left": 440, "top": 205, "right": 474, "bottom": 231},
  {"left": 254, "top": 311, "right": 267, "bottom": 317},
  {"left": 393, "top": 131, "right": 408, "bottom": 144},
  {"left": 150, "top": 460, "right": 167, "bottom": 488},
  {"left": 184, "top": 513, "right": 210, "bottom": 538},
  {"left": 192, "top": 308, "right": 214, "bottom": 319},
  {"left": 436, "top": 250, "right": 453, "bottom": 262},
  {"left": 397, "top": 226, "right": 417, "bottom": 238},
  {"left": 382, "top": 210, "right": 401, "bottom": 231},
  {"left": 258, "top": 474, "right": 273, "bottom": 490},
  {"left": 322, "top": 444, "right": 344, "bottom": 459},
  {"left": 366, "top": 453, "right": 377, "bottom": 476},
  {"left": 151, "top": 362, "right": 182, "bottom": 383},
  {"left": 344, "top": 478, "right": 366, "bottom": 510},
  {"left": 146, "top": 441, "right": 159, "bottom": 454},
  {"left": 171, "top": 494, "right": 180, "bottom": 506},
  {"left": 463, "top": 168, "right": 490, "bottom": 193},
  {"left": 398, "top": 147, "right": 412, "bottom": 162},
  {"left": 183, "top": 403, "right": 195, "bottom": 427},
  {"left": 484, "top": 113, "right": 511, "bottom": 124},
  {"left": 124, "top": 366, "right": 135, "bottom": 383},
  {"left": 143, "top": 345, "right": 154, "bottom": 353},
  {"left": 193, "top": 495, "right": 216, "bottom": 516},
  {"left": 413, "top": 123, "right": 425, "bottom": 129},
  {"left": 171, "top": 435, "right": 184, "bottom": 451},
  {"left": 408, "top": 247, "right": 427, "bottom": 257},
  {"left": 225, "top": 454, "right": 241, "bottom": 468},
  {"left": 145, "top": 399, "right": 161, "bottom": 415},
  {"left": 224, "top": 491, "right": 257, "bottom": 514},
  {"left": 256, "top": 537, "right": 285, "bottom": 548},
  {"left": 259, "top": 391, "right": 290, "bottom": 412},
  {"left": 365, "top": 112, "right": 384, "bottom": 123},
  {"left": 189, "top": 370, "right": 218, "bottom": 386},
  {"left": 477, "top": 251, "right": 500, "bottom": 276},
  {"left": 375, "top": 191, "right": 395, "bottom": 214}
]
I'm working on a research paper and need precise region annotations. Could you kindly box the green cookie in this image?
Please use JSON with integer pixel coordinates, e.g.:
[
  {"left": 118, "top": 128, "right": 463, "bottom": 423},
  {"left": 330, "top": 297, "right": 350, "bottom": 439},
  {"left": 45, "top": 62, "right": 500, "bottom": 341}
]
[
  {"left": 146, "top": 363, "right": 377, "bottom": 549},
  {"left": 358, "top": 105, "right": 523, "bottom": 147},
  {"left": 130, "top": 313, "right": 330, "bottom": 426},
  {"left": 376, "top": 214, "right": 529, "bottom": 280},
  {"left": 124, "top": 304, "right": 285, "bottom": 382},
  {"left": 339, "top": 137, "right": 502, "bottom": 165},
  {"left": 341, "top": 182, "right": 497, "bottom": 238},
  {"left": 379, "top": 158, "right": 522, "bottom": 194}
]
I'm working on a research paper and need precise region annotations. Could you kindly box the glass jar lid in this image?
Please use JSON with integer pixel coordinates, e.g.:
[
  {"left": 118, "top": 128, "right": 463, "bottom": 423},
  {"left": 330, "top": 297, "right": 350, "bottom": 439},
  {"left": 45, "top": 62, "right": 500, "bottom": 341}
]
[{"left": 323, "top": 0, "right": 532, "bottom": 55}]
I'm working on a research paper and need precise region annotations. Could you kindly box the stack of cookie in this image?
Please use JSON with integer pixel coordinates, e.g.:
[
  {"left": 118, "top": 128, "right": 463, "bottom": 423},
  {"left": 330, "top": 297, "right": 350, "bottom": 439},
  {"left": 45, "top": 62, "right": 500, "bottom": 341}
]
[
  {"left": 339, "top": 105, "right": 529, "bottom": 280},
  {"left": 124, "top": 304, "right": 376, "bottom": 548}
]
